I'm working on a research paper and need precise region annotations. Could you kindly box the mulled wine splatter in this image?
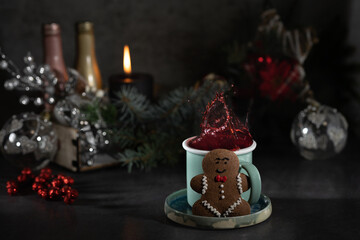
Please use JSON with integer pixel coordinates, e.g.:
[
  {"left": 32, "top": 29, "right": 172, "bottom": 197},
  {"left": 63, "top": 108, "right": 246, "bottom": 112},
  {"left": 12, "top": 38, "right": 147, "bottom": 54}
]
[{"left": 189, "top": 93, "right": 253, "bottom": 151}]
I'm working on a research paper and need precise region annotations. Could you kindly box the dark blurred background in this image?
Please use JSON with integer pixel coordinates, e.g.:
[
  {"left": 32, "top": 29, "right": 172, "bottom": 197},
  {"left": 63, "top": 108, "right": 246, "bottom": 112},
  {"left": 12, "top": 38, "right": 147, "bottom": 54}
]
[{"left": 0, "top": 0, "right": 359, "bottom": 144}]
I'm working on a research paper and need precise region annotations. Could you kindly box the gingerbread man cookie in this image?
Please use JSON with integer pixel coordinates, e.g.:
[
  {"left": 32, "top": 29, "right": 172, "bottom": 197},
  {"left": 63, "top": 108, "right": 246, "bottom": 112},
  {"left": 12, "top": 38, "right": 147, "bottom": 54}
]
[{"left": 190, "top": 149, "right": 251, "bottom": 217}]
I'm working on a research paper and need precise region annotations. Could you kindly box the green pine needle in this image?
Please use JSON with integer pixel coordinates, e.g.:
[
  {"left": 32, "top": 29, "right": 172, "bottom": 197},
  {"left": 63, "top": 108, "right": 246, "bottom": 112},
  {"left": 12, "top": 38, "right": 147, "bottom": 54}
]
[{"left": 114, "top": 86, "right": 151, "bottom": 125}]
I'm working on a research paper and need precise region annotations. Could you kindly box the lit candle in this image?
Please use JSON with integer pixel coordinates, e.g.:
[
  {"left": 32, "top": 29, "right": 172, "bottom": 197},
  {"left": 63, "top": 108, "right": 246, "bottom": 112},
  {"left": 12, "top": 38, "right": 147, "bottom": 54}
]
[{"left": 108, "top": 45, "right": 154, "bottom": 100}]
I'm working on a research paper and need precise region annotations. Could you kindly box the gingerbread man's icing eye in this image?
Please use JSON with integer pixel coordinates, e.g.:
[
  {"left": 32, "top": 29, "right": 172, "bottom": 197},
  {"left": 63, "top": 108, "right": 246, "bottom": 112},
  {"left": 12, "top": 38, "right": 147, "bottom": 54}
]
[{"left": 224, "top": 161, "right": 228, "bottom": 164}]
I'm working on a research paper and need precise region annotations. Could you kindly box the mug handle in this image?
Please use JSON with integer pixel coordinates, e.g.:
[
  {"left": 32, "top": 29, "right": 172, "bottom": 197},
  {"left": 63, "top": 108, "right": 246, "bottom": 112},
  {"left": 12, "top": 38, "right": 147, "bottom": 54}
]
[{"left": 240, "top": 162, "right": 261, "bottom": 205}]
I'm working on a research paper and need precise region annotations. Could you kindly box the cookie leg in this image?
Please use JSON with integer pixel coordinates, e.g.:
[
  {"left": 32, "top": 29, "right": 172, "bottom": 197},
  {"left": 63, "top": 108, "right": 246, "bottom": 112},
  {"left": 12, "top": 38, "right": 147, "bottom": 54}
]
[
  {"left": 227, "top": 200, "right": 251, "bottom": 217},
  {"left": 192, "top": 200, "right": 217, "bottom": 217}
]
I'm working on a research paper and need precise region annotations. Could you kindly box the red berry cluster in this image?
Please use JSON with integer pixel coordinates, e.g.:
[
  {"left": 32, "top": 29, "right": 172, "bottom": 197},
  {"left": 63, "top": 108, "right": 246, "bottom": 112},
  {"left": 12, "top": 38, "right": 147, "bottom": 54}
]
[
  {"left": 6, "top": 168, "right": 35, "bottom": 195},
  {"left": 6, "top": 168, "right": 78, "bottom": 204}
]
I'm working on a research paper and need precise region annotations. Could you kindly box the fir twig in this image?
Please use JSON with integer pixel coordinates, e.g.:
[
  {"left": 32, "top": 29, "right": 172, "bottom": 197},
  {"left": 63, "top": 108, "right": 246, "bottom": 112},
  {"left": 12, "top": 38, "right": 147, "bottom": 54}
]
[
  {"left": 116, "top": 143, "right": 158, "bottom": 172},
  {"left": 114, "top": 86, "right": 151, "bottom": 125}
]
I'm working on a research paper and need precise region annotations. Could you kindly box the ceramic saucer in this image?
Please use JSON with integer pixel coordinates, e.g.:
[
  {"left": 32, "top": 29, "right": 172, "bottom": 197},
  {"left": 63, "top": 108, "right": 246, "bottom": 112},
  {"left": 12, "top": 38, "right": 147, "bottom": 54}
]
[{"left": 164, "top": 188, "right": 272, "bottom": 229}]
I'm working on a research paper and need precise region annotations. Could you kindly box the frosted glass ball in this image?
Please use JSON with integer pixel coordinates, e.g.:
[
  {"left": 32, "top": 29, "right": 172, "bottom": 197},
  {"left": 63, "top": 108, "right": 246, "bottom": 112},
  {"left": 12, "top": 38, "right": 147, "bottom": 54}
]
[
  {"left": 0, "top": 113, "right": 58, "bottom": 169},
  {"left": 291, "top": 104, "right": 348, "bottom": 160}
]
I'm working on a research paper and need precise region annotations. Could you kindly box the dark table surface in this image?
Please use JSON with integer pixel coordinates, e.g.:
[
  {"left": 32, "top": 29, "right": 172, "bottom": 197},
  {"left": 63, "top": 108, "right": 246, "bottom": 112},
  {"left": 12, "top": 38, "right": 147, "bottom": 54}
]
[{"left": 1, "top": 140, "right": 360, "bottom": 240}]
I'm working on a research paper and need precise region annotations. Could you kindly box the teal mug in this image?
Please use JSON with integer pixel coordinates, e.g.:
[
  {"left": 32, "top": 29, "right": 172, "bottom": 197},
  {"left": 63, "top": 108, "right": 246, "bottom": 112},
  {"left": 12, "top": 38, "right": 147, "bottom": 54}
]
[{"left": 183, "top": 136, "right": 261, "bottom": 207}]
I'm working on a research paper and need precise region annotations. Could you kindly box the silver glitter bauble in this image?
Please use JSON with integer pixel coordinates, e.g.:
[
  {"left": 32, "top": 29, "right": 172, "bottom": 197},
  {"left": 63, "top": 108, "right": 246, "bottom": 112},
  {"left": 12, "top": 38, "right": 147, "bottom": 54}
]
[
  {"left": 0, "top": 113, "right": 58, "bottom": 170},
  {"left": 291, "top": 104, "right": 348, "bottom": 160},
  {"left": 53, "top": 96, "right": 82, "bottom": 128}
]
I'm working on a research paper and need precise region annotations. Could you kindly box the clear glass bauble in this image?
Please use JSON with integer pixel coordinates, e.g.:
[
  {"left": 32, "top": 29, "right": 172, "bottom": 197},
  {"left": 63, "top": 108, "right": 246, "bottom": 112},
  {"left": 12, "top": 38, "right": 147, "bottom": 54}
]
[
  {"left": 290, "top": 104, "right": 348, "bottom": 160},
  {"left": 0, "top": 112, "right": 58, "bottom": 169}
]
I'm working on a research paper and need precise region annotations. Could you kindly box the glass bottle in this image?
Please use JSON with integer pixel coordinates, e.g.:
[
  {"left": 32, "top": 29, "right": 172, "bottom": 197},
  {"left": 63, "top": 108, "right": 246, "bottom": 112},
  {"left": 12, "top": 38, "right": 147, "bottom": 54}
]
[
  {"left": 75, "top": 21, "right": 102, "bottom": 89},
  {"left": 43, "top": 23, "right": 69, "bottom": 86},
  {"left": 43, "top": 23, "right": 68, "bottom": 118}
]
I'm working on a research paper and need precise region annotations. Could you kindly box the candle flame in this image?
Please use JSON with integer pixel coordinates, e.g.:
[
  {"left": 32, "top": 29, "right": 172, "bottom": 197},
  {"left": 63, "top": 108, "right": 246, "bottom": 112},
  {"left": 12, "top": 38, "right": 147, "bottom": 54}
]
[{"left": 123, "top": 45, "right": 132, "bottom": 74}]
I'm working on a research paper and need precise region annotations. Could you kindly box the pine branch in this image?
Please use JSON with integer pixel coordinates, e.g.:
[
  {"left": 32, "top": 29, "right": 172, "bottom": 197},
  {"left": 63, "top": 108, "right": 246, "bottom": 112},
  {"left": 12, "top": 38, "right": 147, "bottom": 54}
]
[
  {"left": 80, "top": 99, "right": 102, "bottom": 124},
  {"left": 110, "top": 128, "right": 139, "bottom": 149},
  {"left": 114, "top": 86, "right": 151, "bottom": 125},
  {"left": 101, "top": 103, "right": 118, "bottom": 126},
  {"left": 110, "top": 79, "right": 228, "bottom": 171},
  {"left": 116, "top": 143, "right": 158, "bottom": 172},
  {"left": 153, "top": 87, "right": 194, "bottom": 125}
]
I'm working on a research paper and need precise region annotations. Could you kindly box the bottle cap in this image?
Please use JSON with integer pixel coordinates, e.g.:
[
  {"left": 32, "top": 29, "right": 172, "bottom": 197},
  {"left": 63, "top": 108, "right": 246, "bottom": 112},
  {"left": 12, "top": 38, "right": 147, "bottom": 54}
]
[
  {"left": 77, "top": 21, "right": 94, "bottom": 33},
  {"left": 43, "top": 23, "right": 61, "bottom": 35}
]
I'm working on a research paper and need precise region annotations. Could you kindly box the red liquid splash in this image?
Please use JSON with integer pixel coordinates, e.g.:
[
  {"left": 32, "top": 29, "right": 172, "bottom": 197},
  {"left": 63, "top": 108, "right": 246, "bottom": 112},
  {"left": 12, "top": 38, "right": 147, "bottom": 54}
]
[{"left": 189, "top": 93, "right": 253, "bottom": 151}]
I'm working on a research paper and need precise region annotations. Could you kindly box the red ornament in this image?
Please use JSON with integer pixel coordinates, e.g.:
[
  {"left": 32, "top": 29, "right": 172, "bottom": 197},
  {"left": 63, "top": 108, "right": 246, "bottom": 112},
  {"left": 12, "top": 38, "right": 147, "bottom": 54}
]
[
  {"left": 189, "top": 93, "right": 253, "bottom": 151},
  {"left": 70, "top": 189, "right": 79, "bottom": 199},
  {"left": 48, "top": 187, "right": 61, "bottom": 200},
  {"left": 38, "top": 189, "right": 49, "bottom": 199},
  {"left": 39, "top": 172, "right": 52, "bottom": 180},
  {"left": 62, "top": 177, "right": 74, "bottom": 185},
  {"left": 32, "top": 182, "right": 41, "bottom": 191},
  {"left": 35, "top": 176, "right": 46, "bottom": 183},
  {"left": 6, "top": 180, "right": 17, "bottom": 188},
  {"left": 39, "top": 168, "right": 52, "bottom": 180},
  {"left": 5, "top": 167, "right": 78, "bottom": 204},
  {"left": 266, "top": 56, "right": 272, "bottom": 64},
  {"left": 60, "top": 185, "right": 71, "bottom": 196},
  {"left": 6, "top": 180, "right": 18, "bottom": 196},
  {"left": 7, "top": 187, "right": 18, "bottom": 195},
  {"left": 51, "top": 179, "right": 62, "bottom": 188},
  {"left": 21, "top": 168, "right": 32, "bottom": 175},
  {"left": 57, "top": 174, "right": 65, "bottom": 180},
  {"left": 40, "top": 168, "right": 52, "bottom": 175},
  {"left": 64, "top": 189, "right": 78, "bottom": 205},
  {"left": 17, "top": 174, "right": 27, "bottom": 183}
]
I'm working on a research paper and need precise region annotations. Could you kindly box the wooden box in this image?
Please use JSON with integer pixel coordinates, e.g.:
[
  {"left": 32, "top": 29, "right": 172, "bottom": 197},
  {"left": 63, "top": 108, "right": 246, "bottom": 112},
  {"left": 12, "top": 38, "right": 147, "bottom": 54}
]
[{"left": 53, "top": 123, "right": 120, "bottom": 172}]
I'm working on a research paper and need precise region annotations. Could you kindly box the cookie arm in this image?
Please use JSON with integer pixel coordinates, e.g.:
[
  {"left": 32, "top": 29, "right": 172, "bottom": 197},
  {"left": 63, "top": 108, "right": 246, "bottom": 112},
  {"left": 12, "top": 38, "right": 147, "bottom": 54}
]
[
  {"left": 240, "top": 173, "right": 250, "bottom": 192},
  {"left": 190, "top": 174, "right": 204, "bottom": 193}
]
